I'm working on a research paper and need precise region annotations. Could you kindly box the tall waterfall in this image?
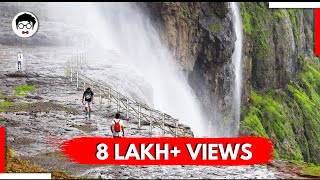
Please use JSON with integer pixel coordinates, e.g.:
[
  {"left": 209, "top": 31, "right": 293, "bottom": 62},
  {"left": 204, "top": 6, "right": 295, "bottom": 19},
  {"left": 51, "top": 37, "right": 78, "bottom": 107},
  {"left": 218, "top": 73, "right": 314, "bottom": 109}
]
[
  {"left": 47, "top": 2, "right": 208, "bottom": 137},
  {"left": 96, "top": 3, "right": 209, "bottom": 137},
  {"left": 230, "top": 2, "right": 243, "bottom": 136},
  {"left": 47, "top": 2, "right": 243, "bottom": 137}
]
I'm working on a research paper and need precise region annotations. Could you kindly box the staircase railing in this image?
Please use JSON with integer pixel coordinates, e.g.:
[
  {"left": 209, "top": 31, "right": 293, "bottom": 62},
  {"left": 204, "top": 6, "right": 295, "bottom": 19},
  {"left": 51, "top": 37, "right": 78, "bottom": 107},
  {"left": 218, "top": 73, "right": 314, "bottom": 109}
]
[{"left": 64, "top": 51, "right": 193, "bottom": 137}]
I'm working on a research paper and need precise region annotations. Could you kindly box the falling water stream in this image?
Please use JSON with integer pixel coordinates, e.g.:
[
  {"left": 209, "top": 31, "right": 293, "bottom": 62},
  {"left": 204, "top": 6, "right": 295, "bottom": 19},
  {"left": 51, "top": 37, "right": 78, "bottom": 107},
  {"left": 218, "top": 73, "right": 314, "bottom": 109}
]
[
  {"left": 47, "top": 3, "right": 208, "bottom": 137},
  {"left": 230, "top": 2, "right": 243, "bottom": 136},
  {"left": 47, "top": 2, "right": 243, "bottom": 137}
]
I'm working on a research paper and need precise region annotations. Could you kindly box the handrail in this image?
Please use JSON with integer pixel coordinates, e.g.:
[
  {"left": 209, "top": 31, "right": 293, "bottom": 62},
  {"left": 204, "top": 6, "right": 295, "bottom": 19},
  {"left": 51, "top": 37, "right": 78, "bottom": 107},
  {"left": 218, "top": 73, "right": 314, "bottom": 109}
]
[{"left": 64, "top": 51, "right": 193, "bottom": 137}]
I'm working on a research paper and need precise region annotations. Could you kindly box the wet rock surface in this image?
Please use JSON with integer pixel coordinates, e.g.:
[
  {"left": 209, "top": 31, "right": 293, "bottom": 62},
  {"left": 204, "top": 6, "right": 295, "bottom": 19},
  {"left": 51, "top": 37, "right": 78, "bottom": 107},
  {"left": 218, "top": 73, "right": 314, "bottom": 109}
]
[
  {"left": 0, "top": 44, "right": 283, "bottom": 179},
  {"left": 4, "top": 71, "right": 40, "bottom": 78},
  {"left": 83, "top": 165, "right": 278, "bottom": 179},
  {"left": 143, "top": 2, "right": 239, "bottom": 137}
]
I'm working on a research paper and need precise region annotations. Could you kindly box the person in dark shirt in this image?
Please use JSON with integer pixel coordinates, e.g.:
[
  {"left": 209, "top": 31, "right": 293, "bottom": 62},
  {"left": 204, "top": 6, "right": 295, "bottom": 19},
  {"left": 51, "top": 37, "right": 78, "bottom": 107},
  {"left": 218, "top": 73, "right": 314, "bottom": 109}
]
[{"left": 82, "top": 87, "right": 94, "bottom": 117}]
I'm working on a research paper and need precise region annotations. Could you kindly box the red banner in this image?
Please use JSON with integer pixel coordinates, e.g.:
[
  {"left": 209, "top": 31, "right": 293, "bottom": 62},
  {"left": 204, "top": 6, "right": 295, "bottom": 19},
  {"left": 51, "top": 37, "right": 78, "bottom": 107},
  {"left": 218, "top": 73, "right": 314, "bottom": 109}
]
[
  {"left": 60, "top": 136, "right": 273, "bottom": 166},
  {"left": 0, "top": 127, "right": 5, "bottom": 173},
  {"left": 316, "top": 9, "right": 320, "bottom": 56}
]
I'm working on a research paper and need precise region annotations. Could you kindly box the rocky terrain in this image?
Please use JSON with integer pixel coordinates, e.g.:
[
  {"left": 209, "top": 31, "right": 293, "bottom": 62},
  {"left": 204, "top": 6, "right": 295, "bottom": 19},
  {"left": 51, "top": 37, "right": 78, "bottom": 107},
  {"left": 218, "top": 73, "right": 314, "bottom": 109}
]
[
  {"left": 0, "top": 44, "right": 282, "bottom": 179},
  {"left": 0, "top": 2, "right": 319, "bottom": 179}
]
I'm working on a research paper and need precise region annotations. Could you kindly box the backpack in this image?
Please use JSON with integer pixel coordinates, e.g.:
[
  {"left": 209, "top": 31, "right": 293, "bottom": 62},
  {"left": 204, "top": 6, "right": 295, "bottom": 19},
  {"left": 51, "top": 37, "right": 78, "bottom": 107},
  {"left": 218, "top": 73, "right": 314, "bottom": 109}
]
[{"left": 114, "top": 120, "right": 121, "bottom": 132}]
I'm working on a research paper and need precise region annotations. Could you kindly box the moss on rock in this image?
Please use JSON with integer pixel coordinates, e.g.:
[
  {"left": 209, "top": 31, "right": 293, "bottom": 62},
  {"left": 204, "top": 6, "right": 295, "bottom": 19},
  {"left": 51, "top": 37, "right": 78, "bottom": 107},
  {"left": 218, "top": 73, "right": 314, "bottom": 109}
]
[
  {"left": 6, "top": 149, "right": 77, "bottom": 179},
  {"left": 241, "top": 63, "right": 320, "bottom": 165},
  {"left": 14, "top": 85, "right": 36, "bottom": 97},
  {"left": 208, "top": 24, "right": 220, "bottom": 33}
]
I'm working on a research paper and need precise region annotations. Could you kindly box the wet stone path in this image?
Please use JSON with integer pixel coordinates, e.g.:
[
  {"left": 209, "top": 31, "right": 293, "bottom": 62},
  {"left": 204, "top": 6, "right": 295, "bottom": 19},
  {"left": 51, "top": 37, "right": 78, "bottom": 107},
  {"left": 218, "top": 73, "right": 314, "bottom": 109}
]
[{"left": 0, "top": 45, "right": 281, "bottom": 179}]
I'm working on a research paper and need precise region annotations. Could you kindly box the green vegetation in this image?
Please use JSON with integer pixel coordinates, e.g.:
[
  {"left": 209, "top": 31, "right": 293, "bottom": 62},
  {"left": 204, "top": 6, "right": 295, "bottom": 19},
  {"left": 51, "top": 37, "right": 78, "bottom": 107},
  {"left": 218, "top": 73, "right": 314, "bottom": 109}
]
[
  {"left": 240, "top": 90, "right": 302, "bottom": 161},
  {"left": 239, "top": 4, "right": 314, "bottom": 89},
  {"left": 287, "top": 9, "right": 303, "bottom": 46},
  {"left": 240, "top": 3, "right": 251, "bottom": 34},
  {"left": 312, "top": 60, "right": 320, "bottom": 71},
  {"left": 14, "top": 85, "right": 36, "bottom": 97},
  {"left": 6, "top": 149, "right": 77, "bottom": 179},
  {"left": 249, "top": 58, "right": 253, "bottom": 72},
  {"left": 208, "top": 24, "right": 220, "bottom": 33},
  {"left": 239, "top": 4, "right": 318, "bottom": 164},
  {"left": 14, "top": 86, "right": 36, "bottom": 91},
  {"left": 0, "top": 94, "right": 17, "bottom": 112},
  {"left": 15, "top": 91, "right": 28, "bottom": 97},
  {"left": 191, "top": 10, "right": 198, "bottom": 18},
  {"left": 177, "top": 5, "right": 199, "bottom": 20},
  {"left": 240, "top": 2, "right": 273, "bottom": 36},
  {"left": 0, "top": 101, "right": 16, "bottom": 112},
  {"left": 240, "top": 106, "right": 268, "bottom": 138},
  {"left": 241, "top": 63, "right": 320, "bottom": 164},
  {"left": 0, "top": 93, "right": 75, "bottom": 113},
  {"left": 240, "top": 2, "right": 273, "bottom": 77},
  {"left": 0, "top": 87, "right": 75, "bottom": 114},
  {"left": 302, "top": 166, "right": 320, "bottom": 177},
  {"left": 306, "top": 26, "right": 313, "bottom": 45},
  {"left": 177, "top": 6, "right": 190, "bottom": 18},
  {"left": 47, "top": 152, "right": 66, "bottom": 158},
  {"left": 288, "top": 160, "right": 320, "bottom": 177},
  {"left": 0, "top": 94, "right": 13, "bottom": 102}
]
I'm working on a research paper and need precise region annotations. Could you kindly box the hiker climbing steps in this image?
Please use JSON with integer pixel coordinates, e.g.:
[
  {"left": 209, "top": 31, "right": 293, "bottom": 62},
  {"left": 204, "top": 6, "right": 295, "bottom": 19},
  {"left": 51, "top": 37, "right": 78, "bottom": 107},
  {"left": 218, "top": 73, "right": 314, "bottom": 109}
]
[{"left": 65, "top": 51, "right": 193, "bottom": 138}]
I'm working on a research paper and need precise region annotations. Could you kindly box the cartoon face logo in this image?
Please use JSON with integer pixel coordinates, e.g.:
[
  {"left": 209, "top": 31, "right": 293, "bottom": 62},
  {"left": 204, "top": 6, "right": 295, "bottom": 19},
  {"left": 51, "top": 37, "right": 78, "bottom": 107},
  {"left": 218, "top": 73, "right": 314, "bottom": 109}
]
[{"left": 12, "top": 12, "right": 39, "bottom": 38}]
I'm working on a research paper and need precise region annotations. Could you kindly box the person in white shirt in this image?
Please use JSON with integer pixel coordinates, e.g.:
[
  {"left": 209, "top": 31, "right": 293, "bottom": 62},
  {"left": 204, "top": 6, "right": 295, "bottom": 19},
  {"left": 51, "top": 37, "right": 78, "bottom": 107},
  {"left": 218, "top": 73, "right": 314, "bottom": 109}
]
[
  {"left": 110, "top": 112, "right": 124, "bottom": 138},
  {"left": 17, "top": 51, "right": 23, "bottom": 70}
]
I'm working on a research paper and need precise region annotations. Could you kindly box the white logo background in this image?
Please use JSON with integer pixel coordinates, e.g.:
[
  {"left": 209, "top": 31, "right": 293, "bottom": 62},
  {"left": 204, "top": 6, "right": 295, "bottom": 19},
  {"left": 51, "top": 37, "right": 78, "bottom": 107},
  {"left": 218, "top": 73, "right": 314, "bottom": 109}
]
[{"left": 12, "top": 12, "right": 39, "bottom": 38}]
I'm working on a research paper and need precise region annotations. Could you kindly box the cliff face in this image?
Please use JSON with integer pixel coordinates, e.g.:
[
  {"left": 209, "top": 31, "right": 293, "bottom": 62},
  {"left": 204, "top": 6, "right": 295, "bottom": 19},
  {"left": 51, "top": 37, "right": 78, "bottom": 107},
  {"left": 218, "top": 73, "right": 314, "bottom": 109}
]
[
  {"left": 239, "top": 3, "right": 320, "bottom": 165},
  {"left": 143, "top": 2, "right": 238, "bottom": 136},
  {"left": 142, "top": 2, "right": 320, "bottom": 165},
  {"left": 241, "top": 3, "right": 313, "bottom": 98}
]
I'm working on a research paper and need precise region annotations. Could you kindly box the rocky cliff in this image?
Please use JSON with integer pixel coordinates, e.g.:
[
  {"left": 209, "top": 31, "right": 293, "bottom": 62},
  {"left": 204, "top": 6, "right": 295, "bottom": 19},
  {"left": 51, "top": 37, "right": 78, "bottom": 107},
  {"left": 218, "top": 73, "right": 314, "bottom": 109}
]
[
  {"left": 142, "top": 2, "right": 238, "bottom": 136},
  {"left": 141, "top": 2, "right": 320, "bottom": 165},
  {"left": 239, "top": 3, "right": 320, "bottom": 165}
]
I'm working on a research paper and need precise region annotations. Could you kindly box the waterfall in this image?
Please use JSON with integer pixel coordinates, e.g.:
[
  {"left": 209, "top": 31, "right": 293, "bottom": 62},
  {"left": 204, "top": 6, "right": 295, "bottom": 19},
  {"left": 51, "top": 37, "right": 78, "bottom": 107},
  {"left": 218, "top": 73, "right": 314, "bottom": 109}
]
[
  {"left": 47, "top": 2, "right": 243, "bottom": 137},
  {"left": 47, "top": 2, "right": 208, "bottom": 137},
  {"left": 230, "top": 2, "right": 243, "bottom": 136},
  {"left": 96, "top": 3, "right": 209, "bottom": 137}
]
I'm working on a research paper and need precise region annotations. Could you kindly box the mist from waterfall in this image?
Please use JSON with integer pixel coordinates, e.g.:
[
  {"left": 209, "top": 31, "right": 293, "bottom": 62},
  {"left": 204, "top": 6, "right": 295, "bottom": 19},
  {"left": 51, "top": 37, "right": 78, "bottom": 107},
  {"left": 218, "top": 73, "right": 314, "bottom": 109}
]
[
  {"left": 230, "top": 2, "right": 243, "bottom": 136},
  {"left": 47, "top": 2, "right": 208, "bottom": 137}
]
